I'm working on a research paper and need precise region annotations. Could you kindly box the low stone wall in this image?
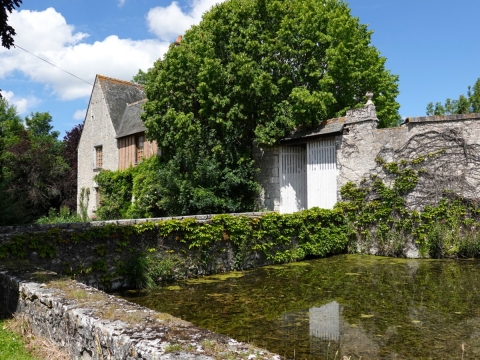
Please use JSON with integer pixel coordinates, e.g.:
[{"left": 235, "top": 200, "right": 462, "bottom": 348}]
[
  {"left": 0, "top": 211, "right": 307, "bottom": 291},
  {"left": 0, "top": 212, "right": 266, "bottom": 236},
  {"left": 0, "top": 270, "right": 280, "bottom": 360}
]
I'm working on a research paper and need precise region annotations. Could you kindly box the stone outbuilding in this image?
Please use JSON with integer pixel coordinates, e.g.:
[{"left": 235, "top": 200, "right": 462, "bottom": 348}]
[{"left": 254, "top": 94, "right": 480, "bottom": 213}]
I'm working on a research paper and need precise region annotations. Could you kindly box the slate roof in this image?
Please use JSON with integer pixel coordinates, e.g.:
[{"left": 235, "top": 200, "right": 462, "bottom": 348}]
[
  {"left": 97, "top": 75, "right": 145, "bottom": 135},
  {"left": 405, "top": 113, "right": 480, "bottom": 123},
  {"left": 116, "top": 99, "right": 147, "bottom": 138},
  {"left": 280, "top": 117, "right": 346, "bottom": 144}
]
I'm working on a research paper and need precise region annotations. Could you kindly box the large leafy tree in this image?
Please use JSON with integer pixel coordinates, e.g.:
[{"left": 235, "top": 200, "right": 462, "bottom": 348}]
[
  {"left": 140, "top": 0, "right": 400, "bottom": 216},
  {"left": 426, "top": 78, "right": 480, "bottom": 116},
  {"left": 0, "top": 104, "right": 69, "bottom": 225}
]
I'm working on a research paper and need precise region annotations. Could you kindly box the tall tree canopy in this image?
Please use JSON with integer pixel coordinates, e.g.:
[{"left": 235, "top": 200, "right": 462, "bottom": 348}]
[
  {"left": 139, "top": 0, "right": 400, "bottom": 216},
  {"left": 426, "top": 77, "right": 480, "bottom": 116},
  {"left": 0, "top": 100, "right": 69, "bottom": 225}
]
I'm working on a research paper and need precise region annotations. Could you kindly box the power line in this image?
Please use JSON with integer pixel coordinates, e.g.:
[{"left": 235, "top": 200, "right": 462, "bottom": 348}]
[{"left": 14, "top": 44, "right": 94, "bottom": 86}]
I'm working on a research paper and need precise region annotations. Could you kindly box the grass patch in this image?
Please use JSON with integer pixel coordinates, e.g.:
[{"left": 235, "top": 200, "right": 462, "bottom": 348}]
[
  {"left": 0, "top": 316, "right": 69, "bottom": 360},
  {"left": 0, "top": 318, "right": 38, "bottom": 360}
]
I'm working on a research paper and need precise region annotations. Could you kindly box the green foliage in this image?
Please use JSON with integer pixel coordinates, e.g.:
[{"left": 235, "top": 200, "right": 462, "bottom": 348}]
[
  {"left": 35, "top": 206, "right": 82, "bottom": 224},
  {"left": 126, "top": 250, "right": 185, "bottom": 289},
  {"left": 1, "top": 0, "right": 23, "bottom": 50},
  {"left": 0, "top": 229, "right": 60, "bottom": 260},
  {"left": 140, "top": 0, "right": 400, "bottom": 216},
  {"left": 78, "top": 187, "right": 90, "bottom": 222},
  {"left": 337, "top": 152, "right": 480, "bottom": 258},
  {"left": 131, "top": 69, "right": 148, "bottom": 85},
  {"left": 25, "top": 111, "right": 59, "bottom": 138},
  {"left": 0, "top": 100, "right": 69, "bottom": 225},
  {"left": 122, "top": 208, "right": 347, "bottom": 288},
  {"left": 126, "top": 156, "right": 165, "bottom": 218},
  {"left": 0, "top": 319, "right": 37, "bottom": 360},
  {"left": 94, "top": 168, "right": 135, "bottom": 220},
  {"left": 426, "top": 77, "right": 480, "bottom": 115}
]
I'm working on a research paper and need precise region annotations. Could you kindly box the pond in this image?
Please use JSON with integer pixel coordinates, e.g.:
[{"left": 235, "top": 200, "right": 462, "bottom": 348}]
[{"left": 122, "top": 255, "right": 480, "bottom": 359}]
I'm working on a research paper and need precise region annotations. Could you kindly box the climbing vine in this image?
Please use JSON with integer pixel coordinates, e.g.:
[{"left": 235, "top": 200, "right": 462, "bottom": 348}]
[
  {"left": 337, "top": 149, "right": 480, "bottom": 258},
  {"left": 0, "top": 209, "right": 347, "bottom": 289}
]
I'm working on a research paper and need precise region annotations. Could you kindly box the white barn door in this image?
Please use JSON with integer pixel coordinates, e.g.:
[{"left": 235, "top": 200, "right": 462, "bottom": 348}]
[
  {"left": 307, "top": 138, "right": 337, "bottom": 209},
  {"left": 279, "top": 146, "right": 307, "bottom": 213}
]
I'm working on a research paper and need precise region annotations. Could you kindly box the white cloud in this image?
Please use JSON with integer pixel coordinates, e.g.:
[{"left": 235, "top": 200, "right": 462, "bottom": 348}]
[
  {"left": 0, "top": 90, "right": 41, "bottom": 114},
  {"left": 0, "top": 8, "right": 170, "bottom": 101},
  {"left": 147, "top": 0, "right": 226, "bottom": 42},
  {"left": 73, "top": 109, "right": 87, "bottom": 120},
  {"left": 118, "top": 0, "right": 126, "bottom": 7}
]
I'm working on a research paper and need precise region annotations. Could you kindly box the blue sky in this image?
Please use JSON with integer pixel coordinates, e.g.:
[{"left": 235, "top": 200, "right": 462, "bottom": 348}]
[{"left": 1, "top": 0, "right": 479, "bottom": 137}]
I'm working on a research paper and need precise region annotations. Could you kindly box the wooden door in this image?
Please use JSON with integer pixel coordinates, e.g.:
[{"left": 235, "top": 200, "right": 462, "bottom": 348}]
[
  {"left": 307, "top": 138, "right": 337, "bottom": 209},
  {"left": 279, "top": 145, "right": 307, "bottom": 213}
]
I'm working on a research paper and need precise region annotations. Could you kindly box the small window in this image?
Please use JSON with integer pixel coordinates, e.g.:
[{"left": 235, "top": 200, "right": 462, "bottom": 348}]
[
  {"left": 136, "top": 134, "right": 145, "bottom": 164},
  {"left": 95, "top": 146, "right": 103, "bottom": 168}
]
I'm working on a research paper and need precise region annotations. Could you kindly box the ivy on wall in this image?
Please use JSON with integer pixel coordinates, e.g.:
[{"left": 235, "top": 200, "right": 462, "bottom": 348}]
[
  {"left": 4, "top": 144, "right": 480, "bottom": 290},
  {"left": 337, "top": 150, "right": 480, "bottom": 258},
  {"left": 0, "top": 208, "right": 348, "bottom": 289}
]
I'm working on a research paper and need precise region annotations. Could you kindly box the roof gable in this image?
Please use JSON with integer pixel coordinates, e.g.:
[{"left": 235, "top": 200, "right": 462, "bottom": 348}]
[{"left": 97, "top": 75, "right": 145, "bottom": 134}]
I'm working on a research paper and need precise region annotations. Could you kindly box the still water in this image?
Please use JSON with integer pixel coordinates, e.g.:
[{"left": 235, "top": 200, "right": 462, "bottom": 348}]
[{"left": 122, "top": 255, "right": 480, "bottom": 359}]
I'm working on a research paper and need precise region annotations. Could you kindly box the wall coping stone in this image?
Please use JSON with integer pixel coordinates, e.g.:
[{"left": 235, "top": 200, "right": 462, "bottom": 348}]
[
  {"left": 0, "top": 211, "right": 272, "bottom": 236},
  {"left": 405, "top": 112, "right": 480, "bottom": 123}
]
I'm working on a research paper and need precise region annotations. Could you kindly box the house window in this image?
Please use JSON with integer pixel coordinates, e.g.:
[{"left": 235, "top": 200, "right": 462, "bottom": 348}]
[
  {"left": 136, "top": 134, "right": 145, "bottom": 164},
  {"left": 95, "top": 146, "right": 103, "bottom": 168}
]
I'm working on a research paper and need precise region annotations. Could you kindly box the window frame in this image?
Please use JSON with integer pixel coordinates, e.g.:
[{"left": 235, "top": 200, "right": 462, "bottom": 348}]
[{"left": 94, "top": 145, "right": 103, "bottom": 169}]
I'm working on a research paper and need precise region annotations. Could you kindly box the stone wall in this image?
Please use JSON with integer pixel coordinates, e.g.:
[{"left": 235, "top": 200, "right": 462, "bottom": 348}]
[
  {"left": 0, "top": 212, "right": 275, "bottom": 291},
  {"left": 77, "top": 79, "right": 119, "bottom": 216},
  {"left": 0, "top": 271, "right": 280, "bottom": 360},
  {"left": 338, "top": 113, "right": 480, "bottom": 210},
  {"left": 254, "top": 102, "right": 480, "bottom": 213}
]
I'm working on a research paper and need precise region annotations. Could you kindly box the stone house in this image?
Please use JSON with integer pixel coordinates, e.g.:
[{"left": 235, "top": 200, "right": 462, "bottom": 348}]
[
  {"left": 77, "top": 75, "right": 158, "bottom": 216},
  {"left": 254, "top": 94, "right": 480, "bottom": 213}
]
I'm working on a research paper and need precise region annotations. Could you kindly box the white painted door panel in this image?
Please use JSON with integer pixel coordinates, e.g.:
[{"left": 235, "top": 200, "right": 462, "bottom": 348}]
[
  {"left": 279, "top": 146, "right": 307, "bottom": 213},
  {"left": 307, "top": 138, "right": 337, "bottom": 209}
]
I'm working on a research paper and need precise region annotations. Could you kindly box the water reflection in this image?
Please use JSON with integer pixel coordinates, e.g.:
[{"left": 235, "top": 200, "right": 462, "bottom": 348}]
[
  {"left": 309, "top": 302, "right": 340, "bottom": 341},
  {"left": 278, "top": 302, "right": 382, "bottom": 359},
  {"left": 122, "top": 255, "right": 480, "bottom": 359}
]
